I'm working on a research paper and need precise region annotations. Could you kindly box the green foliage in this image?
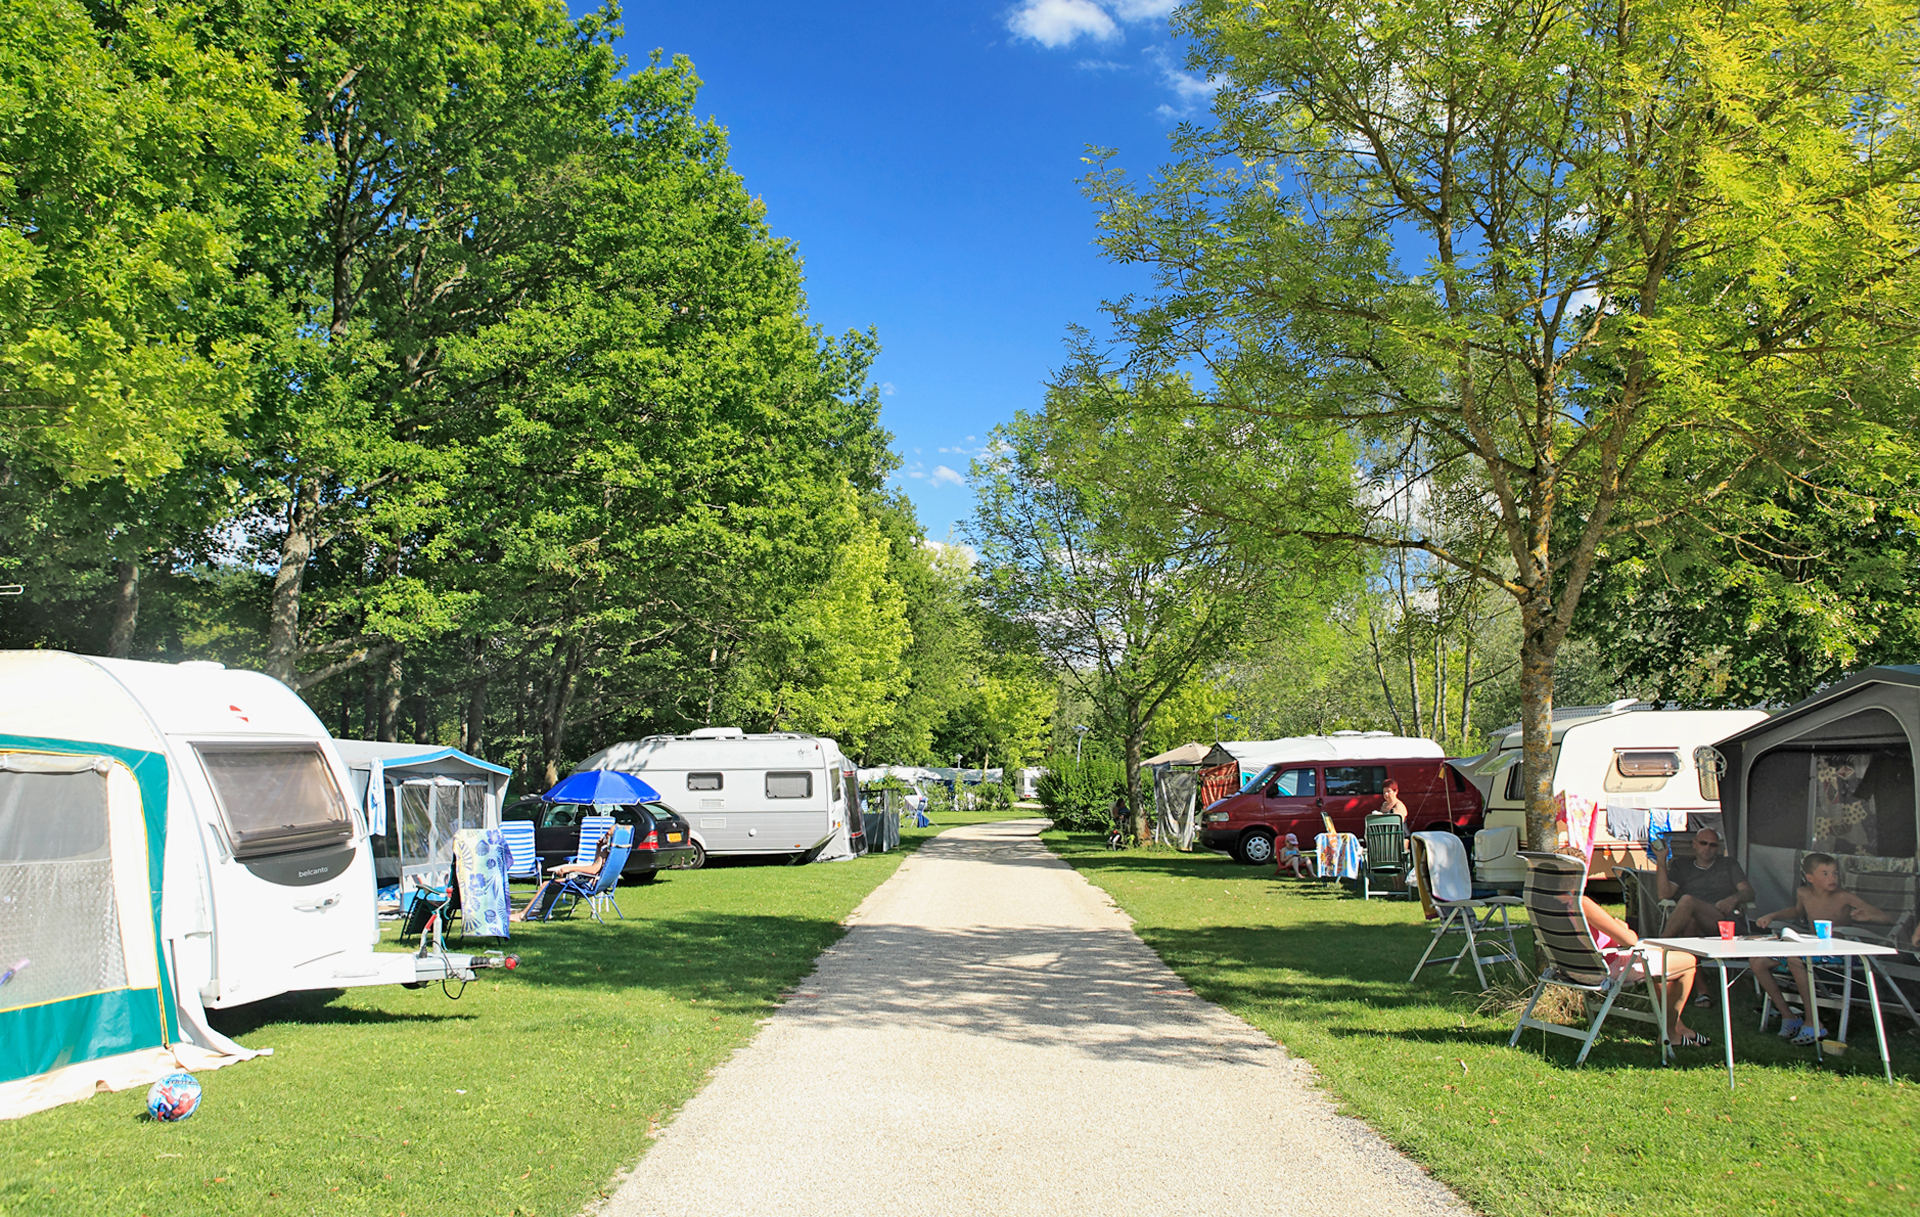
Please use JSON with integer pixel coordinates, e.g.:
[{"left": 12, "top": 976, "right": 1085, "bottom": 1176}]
[
  {"left": 1037, "top": 756, "right": 1125, "bottom": 832},
  {"left": 0, "top": 0, "right": 315, "bottom": 483},
  {"left": 1086, "top": 0, "right": 1920, "bottom": 841},
  {"left": 971, "top": 780, "right": 1012, "bottom": 812}
]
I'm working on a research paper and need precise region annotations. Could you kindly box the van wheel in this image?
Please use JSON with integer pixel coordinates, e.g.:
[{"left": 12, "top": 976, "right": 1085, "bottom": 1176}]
[{"left": 1236, "top": 831, "right": 1276, "bottom": 866}]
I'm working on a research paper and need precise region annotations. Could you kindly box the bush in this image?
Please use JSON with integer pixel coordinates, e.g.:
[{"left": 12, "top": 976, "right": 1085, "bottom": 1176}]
[
  {"left": 973, "top": 781, "right": 1012, "bottom": 811},
  {"left": 1037, "top": 757, "right": 1125, "bottom": 832}
]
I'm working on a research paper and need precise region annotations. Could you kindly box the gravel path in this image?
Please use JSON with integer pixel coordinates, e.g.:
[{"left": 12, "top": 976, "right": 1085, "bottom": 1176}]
[{"left": 599, "top": 818, "right": 1467, "bottom": 1217}]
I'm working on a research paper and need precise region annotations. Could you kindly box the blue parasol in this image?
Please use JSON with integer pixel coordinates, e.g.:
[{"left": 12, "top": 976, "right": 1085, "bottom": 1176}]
[{"left": 544, "top": 770, "right": 661, "bottom": 805}]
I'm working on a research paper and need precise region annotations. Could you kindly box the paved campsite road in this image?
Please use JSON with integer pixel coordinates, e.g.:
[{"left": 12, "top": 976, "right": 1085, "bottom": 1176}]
[{"left": 599, "top": 819, "right": 1466, "bottom": 1217}]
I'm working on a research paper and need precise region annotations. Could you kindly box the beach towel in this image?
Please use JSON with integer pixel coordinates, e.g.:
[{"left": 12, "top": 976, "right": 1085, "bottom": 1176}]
[{"left": 452, "top": 828, "right": 512, "bottom": 938}]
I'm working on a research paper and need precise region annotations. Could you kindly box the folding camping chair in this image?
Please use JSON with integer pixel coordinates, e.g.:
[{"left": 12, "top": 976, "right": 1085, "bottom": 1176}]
[
  {"left": 401, "top": 871, "right": 460, "bottom": 944},
  {"left": 572, "top": 814, "right": 616, "bottom": 866},
  {"left": 552, "top": 826, "right": 633, "bottom": 925},
  {"left": 1362, "top": 814, "right": 1409, "bottom": 899},
  {"left": 1408, "top": 831, "right": 1524, "bottom": 988},
  {"left": 1510, "top": 851, "right": 1671, "bottom": 1067},
  {"left": 501, "top": 819, "right": 540, "bottom": 883}
]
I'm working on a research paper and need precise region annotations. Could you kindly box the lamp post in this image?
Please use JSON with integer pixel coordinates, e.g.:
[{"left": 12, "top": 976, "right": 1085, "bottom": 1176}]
[{"left": 1074, "top": 724, "right": 1090, "bottom": 763}]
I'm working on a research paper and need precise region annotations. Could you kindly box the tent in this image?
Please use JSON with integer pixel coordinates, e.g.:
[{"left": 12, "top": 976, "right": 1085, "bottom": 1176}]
[
  {"left": 0, "top": 654, "right": 499, "bottom": 1120},
  {"left": 335, "top": 741, "right": 510, "bottom": 891},
  {"left": 1146, "top": 743, "right": 1216, "bottom": 851},
  {"left": 1713, "top": 666, "right": 1918, "bottom": 915}
]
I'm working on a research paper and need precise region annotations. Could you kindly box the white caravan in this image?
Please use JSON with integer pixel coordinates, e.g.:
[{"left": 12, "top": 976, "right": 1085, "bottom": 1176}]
[
  {"left": 1472, "top": 701, "right": 1768, "bottom": 877},
  {"left": 575, "top": 729, "right": 860, "bottom": 862},
  {"left": 0, "top": 653, "right": 496, "bottom": 1016}
]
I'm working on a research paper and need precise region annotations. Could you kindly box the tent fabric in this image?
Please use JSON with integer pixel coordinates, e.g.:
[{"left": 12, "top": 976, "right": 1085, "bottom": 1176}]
[
  {"left": 0, "top": 1041, "right": 249, "bottom": 1122},
  {"left": 333, "top": 740, "right": 509, "bottom": 776},
  {"left": 1152, "top": 768, "right": 1200, "bottom": 850},
  {"left": 1144, "top": 742, "right": 1210, "bottom": 767}
]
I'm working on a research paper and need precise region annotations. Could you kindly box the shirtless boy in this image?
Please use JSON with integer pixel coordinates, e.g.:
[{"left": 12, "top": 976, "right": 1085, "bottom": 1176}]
[{"left": 1752, "top": 853, "right": 1897, "bottom": 1044}]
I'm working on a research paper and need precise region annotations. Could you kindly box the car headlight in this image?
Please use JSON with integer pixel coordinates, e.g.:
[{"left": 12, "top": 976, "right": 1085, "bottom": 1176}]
[{"left": 1205, "top": 812, "right": 1230, "bottom": 823}]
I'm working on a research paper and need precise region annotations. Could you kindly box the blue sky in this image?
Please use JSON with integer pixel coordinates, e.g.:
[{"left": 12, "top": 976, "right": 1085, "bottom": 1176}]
[{"left": 611, "top": 1, "right": 1211, "bottom": 542}]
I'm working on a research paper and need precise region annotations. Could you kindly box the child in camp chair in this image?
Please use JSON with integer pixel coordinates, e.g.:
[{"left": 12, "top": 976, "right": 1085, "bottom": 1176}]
[
  {"left": 511, "top": 826, "right": 615, "bottom": 922},
  {"left": 1275, "top": 832, "right": 1309, "bottom": 878},
  {"left": 1754, "top": 852, "right": 1898, "bottom": 1045}
]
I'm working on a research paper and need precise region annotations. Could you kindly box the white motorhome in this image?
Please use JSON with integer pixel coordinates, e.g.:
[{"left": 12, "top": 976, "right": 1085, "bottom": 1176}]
[
  {"left": 0, "top": 653, "right": 494, "bottom": 1020},
  {"left": 1473, "top": 701, "right": 1769, "bottom": 877},
  {"left": 574, "top": 728, "right": 861, "bottom": 862}
]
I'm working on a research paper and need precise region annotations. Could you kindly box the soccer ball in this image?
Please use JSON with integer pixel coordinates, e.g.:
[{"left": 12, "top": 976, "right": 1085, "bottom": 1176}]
[{"left": 146, "top": 1073, "right": 202, "bottom": 1123}]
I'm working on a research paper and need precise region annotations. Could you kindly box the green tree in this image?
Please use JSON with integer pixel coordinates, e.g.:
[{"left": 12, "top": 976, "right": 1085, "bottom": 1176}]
[
  {"left": 0, "top": 0, "right": 312, "bottom": 481},
  {"left": 970, "top": 381, "right": 1314, "bottom": 841},
  {"left": 1088, "top": 0, "right": 1920, "bottom": 848}
]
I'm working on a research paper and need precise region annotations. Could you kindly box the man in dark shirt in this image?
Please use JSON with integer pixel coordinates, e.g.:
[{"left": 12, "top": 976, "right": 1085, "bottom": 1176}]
[{"left": 1657, "top": 828, "right": 1757, "bottom": 936}]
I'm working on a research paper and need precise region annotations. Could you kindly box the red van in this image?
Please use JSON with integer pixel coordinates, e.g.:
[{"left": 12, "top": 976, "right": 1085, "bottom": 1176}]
[{"left": 1198, "top": 756, "right": 1483, "bottom": 864}]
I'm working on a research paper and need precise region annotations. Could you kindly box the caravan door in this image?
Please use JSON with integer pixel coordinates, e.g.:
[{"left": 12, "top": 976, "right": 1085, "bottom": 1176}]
[{"left": 186, "top": 740, "right": 369, "bottom": 1005}]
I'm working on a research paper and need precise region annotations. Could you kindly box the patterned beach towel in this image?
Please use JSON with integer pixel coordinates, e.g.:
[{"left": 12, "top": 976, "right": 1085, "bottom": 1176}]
[{"left": 452, "top": 828, "right": 512, "bottom": 939}]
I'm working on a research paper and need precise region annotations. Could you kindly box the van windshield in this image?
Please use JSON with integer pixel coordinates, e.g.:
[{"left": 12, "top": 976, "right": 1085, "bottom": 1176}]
[{"left": 198, "top": 746, "right": 351, "bottom": 859}]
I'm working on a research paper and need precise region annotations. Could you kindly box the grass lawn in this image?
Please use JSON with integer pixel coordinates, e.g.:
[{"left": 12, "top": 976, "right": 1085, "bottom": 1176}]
[
  {"left": 1048, "top": 831, "right": 1920, "bottom": 1217},
  {"left": 0, "top": 809, "right": 1021, "bottom": 1217}
]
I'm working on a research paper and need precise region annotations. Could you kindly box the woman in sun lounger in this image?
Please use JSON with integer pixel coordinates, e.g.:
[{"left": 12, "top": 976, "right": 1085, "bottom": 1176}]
[{"left": 511, "top": 827, "right": 616, "bottom": 922}]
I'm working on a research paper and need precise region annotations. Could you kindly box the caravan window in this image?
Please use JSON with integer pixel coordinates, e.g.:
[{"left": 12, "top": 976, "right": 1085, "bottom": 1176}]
[
  {"left": 0, "top": 759, "right": 127, "bottom": 1013},
  {"left": 197, "top": 745, "right": 351, "bottom": 858},
  {"left": 1604, "top": 750, "right": 1681, "bottom": 793},
  {"left": 687, "top": 773, "right": 723, "bottom": 791},
  {"left": 766, "top": 771, "right": 813, "bottom": 799}
]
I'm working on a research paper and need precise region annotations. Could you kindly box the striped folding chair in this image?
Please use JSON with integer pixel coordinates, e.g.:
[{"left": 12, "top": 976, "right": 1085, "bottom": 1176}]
[
  {"left": 572, "top": 814, "right": 616, "bottom": 866},
  {"left": 1510, "top": 851, "right": 1670, "bottom": 1067},
  {"left": 501, "top": 819, "right": 540, "bottom": 882}
]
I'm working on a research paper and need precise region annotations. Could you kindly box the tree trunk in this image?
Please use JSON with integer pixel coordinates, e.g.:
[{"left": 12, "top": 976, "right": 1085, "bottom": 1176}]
[
  {"left": 1366, "top": 611, "right": 1406, "bottom": 734},
  {"left": 1125, "top": 705, "right": 1148, "bottom": 844},
  {"left": 378, "top": 647, "right": 403, "bottom": 742},
  {"left": 264, "top": 477, "right": 319, "bottom": 684},
  {"left": 540, "top": 638, "right": 581, "bottom": 787},
  {"left": 1518, "top": 611, "right": 1559, "bottom": 853},
  {"left": 1457, "top": 627, "right": 1476, "bottom": 748},
  {"left": 463, "top": 671, "right": 488, "bottom": 757},
  {"left": 1432, "top": 633, "right": 1447, "bottom": 744},
  {"left": 107, "top": 559, "right": 139, "bottom": 658}
]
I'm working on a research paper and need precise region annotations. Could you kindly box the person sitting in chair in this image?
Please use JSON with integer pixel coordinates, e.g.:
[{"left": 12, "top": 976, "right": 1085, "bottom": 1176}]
[
  {"left": 511, "top": 826, "right": 616, "bottom": 922},
  {"left": 1582, "top": 893, "right": 1710, "bottom": 1048},
  {"left": 1753, "top": 852, "right": 1898, "bottom": 1044},
  {"left": 1657, "top": 829, "right": 1756, "bottom": 937},
  {"left": 1274, "top": 832, "right": 1309, "bottom": 878}
]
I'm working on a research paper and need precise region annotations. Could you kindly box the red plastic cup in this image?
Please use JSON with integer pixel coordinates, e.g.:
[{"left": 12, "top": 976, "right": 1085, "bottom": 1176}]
[{"left": 1718, "top": 921, "right": 1736, "bottom": 940}]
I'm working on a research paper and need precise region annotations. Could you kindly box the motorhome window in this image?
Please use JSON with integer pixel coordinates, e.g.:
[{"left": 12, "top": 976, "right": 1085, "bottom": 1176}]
[
  {"left": 0, "top": 762, "right": 126, "bottom": 1014},
  {"left": 1324, "top": 766, "right": 1387, "bottom": 796},
  {"left": 197, "top": 746, "right": 351, "bottom": 858},
  {"left": 1504, "top": 766, "right": 1524, "bottom": 802},
  {"left": 766, "top": 772, "right": 813, "bottom": 799},
  {"left": 1268, "top": 768, "right": 1316, "bottom": 797},
  {"left": 687, "top": 773, "right": 723, "bottom": 791}
]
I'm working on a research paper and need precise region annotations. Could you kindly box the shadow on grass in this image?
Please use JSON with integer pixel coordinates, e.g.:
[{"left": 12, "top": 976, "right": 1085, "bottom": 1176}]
[{"left": 209, "top": 990, "right": 479, "bottom": 1038}]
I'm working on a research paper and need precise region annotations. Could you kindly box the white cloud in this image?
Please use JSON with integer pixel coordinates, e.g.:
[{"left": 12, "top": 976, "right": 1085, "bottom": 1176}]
[
  {"left": 930, "top": 465, "right": 966, "bottom": 487},
  {"left": 921, "top": 538, "right": 980, "bottom": 565},
  {"left": 881, "top": 381, "right": 896, "bottom": 396},
  {"left": 1108, "top": 0, "right": 1177, "bottom": 17},
  {"left": 1009, "top": 0, "right": 1118, "bottom": 48},
  {"left": 1145, "top": 45, "right": 1222, "bottom": 118}
]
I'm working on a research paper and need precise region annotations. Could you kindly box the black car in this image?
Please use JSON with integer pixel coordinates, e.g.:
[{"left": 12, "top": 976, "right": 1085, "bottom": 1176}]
[{"left": 503, "top": 798, "right": 698, "bottom": 881}]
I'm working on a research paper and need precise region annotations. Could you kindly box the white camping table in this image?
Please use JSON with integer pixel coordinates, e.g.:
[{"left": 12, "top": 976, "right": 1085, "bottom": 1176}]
[{"left": 1644, "top": 936, "right": 1898, "bottom": 1087}]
